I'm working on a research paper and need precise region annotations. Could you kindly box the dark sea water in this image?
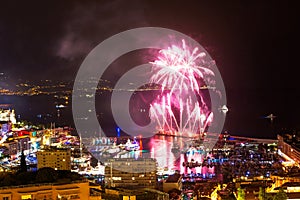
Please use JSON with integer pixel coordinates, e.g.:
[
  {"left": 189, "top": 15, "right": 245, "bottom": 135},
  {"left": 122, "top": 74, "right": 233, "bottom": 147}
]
[
  {"left": 0, "top": 95, "right": 73, "bottom": 126},
  {"left": 0, "top": 93, "right": 283, "bottom": 139}
]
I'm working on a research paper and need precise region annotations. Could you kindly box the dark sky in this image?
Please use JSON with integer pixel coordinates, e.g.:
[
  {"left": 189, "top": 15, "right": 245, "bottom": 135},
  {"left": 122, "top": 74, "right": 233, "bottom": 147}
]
[{"left": 0, "top": 0, "right": 296, "bottom": 138}]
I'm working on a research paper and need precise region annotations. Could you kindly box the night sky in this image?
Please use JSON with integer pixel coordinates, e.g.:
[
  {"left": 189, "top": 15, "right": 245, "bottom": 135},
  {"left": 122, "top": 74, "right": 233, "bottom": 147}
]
[{"left": 0, "top": 1, "right": 296, "bottom": 138}]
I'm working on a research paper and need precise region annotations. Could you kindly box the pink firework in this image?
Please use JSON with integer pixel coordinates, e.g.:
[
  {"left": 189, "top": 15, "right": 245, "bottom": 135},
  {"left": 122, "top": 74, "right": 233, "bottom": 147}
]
[{"left": 149, "top": 40, "right": 214, "bottom": 136}]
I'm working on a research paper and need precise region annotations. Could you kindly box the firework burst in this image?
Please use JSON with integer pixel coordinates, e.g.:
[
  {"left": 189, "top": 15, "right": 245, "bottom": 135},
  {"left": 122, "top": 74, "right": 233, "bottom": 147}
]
[{"left": 149, "top": 40, "right": 214, "bottom": 136}]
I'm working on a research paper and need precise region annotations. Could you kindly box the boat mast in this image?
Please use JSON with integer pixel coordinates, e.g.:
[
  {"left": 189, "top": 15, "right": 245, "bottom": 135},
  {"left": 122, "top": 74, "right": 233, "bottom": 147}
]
[{"left": 80, "top": 135, "right": 82, "bottom": 158}]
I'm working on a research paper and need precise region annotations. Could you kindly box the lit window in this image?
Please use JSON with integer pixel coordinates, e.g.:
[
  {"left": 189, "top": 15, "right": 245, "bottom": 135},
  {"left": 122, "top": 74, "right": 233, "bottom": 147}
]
[{"left": 21, "top": 195, "right": 32, "bottom": 200}]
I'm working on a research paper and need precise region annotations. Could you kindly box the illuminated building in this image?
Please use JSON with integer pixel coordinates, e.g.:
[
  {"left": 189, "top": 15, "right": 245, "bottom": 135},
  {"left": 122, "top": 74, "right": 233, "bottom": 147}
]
[
  {"left": 104, "top": 158, "right": 157, "bottom": 189},
  {"left": 0, "top": 123, "right": 12, "bottom": 134},
  {"left": 37, "top": 148, "right": 71, "bottom": 170},
  {"left": 104, "top": 188, "right": 168, "bottom": 200},
  {"left": 0, "top": 180, "right": 101, "bottom": 200},
  {"left": 8, "top": 141, "right": 18, "bottom": 159},
  {"left": 1, "top": 137, "right": 31, "bottom": 159},
  {"left": 18, "top": 137, "right": 31, "bottom": 154},
  {"left": 162, "top": 173, "right": 182, "bottom": 193},
  {"left": 278, "top": 134, "right": 300, "bottom": 164},
  {"left": 0, "top": 109, "right": 16, "bottom": 124}
]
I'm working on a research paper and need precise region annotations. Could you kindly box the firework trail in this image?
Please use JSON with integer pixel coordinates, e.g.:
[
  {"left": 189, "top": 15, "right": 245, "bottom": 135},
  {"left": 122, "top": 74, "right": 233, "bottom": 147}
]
[{"left": 149, "top": 40, "right": 214, "bottom": 136}]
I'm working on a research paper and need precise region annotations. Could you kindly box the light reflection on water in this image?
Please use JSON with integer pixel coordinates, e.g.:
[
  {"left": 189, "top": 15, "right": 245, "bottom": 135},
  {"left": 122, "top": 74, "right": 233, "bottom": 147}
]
[{"left": 116, "top": 135, "right": 215, "bottom": 175}]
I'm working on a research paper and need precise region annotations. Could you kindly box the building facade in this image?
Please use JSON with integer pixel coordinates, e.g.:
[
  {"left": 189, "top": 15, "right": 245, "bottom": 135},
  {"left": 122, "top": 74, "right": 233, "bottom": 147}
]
[
  {"left": 104, "top": 158, "right": 157, "bottom": 189},
  {"left": 0, "top": 180, "right": 101, "bottom": 200},
  {"left": 0, "top": 109, "right": 16, "bottom": 124},
  {"left": 2, "top": 137, "right": 31, "bottom": 159},
  {"left": 162, "top": 173, "right": 182, "bottom": 193},
  {"left": 278, "top": 134, "right": 300, "bottom": 164},
  {"left": 37, "top": 148, "right": 71, "bottom": 170}
]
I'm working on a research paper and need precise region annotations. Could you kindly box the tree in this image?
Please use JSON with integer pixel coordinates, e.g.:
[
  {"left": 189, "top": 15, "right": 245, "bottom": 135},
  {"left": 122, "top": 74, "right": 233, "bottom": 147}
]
[
  {"left": 0, "top": 173, "right": 15, "bottom": 186},
  {"left": 259, "top": 187, "right": 264, "bottom": 200},
  {"left": 15, "top": 171, "right": 36, "bottom": 185},
  {"left": 36, "top": 167, "right": 58, "bottom": 183},
  {"left": 19, "top": 150, "right": 27, "bottom": 173},
  {"left": 168, "top": 188, "right": 182, "bottom": 200},
  {"left": 237, "top": 187, "right": 245, "bottom": 200},
  {"left": 222, "top": 195, "right": 236, "bottom": 200},
  {"left": 259, "top": 184, "right": 275, "bottom": 200},
  {"left": 273, "top": 188, "right": 287, "bottom": 200}
]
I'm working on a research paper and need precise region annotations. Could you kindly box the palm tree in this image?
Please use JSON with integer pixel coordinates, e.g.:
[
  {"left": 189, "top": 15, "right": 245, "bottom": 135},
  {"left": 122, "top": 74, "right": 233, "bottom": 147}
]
[
  {"left": 237, "top": 187, "right": 245, "bottom": 200},
  {"left": 273, "top": 188, "right": 287, "bottom": 200}
]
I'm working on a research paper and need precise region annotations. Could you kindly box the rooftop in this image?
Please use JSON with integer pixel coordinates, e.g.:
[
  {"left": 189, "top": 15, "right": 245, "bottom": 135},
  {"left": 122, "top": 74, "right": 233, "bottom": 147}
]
[{"left": 165, "top": 173, "right": 181, "bottom": 183}]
